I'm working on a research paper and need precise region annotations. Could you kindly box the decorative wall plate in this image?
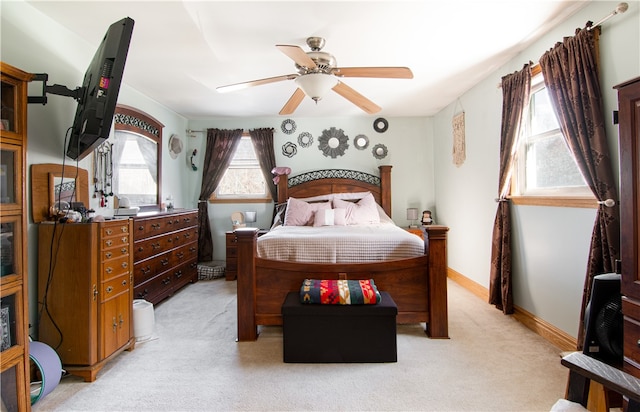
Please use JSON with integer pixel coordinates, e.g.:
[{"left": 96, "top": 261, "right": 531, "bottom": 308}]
[
  {"left": 281, "top": 119, "right": 296, "bottom": 134},
  {"left": 318, "top": 127, "right": 349, "bottom": 158},
  {"left": 282, "top": 141, "right": 297, "bottom": 157},
  {"left": 373, "top": 117, "right": 389, "bottom": 133},
  {"left": 354, "top": 134, "right": 369, "bottom": 150},
  {"left": 372, "top": 143, "right": 388, "bottom": 159},
  {"left": 297, "top": 132, "right": 313, "bottom": 148}
]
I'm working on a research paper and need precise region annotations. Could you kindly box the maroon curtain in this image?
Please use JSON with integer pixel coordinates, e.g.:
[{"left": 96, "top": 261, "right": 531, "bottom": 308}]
[
  {"left": 248, "top": 128, "right": 277, "bottom": 202},
  {"left": 539, "top": 26, "right": 620, "bottom": 350},
  {"left": 489, "top": 63, "right": 531, "bottom": 314},
  {"left": 197, "top": 128, "right": 243, "bottom": 262}
]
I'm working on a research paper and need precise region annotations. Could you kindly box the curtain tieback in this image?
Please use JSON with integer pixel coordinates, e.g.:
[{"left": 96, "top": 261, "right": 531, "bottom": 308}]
[
  {"left": 494, "top": 197, "right": 510, "bottom": 203},
  {"left": 597, "top": 198, "right": 617, "bottom": 207}
]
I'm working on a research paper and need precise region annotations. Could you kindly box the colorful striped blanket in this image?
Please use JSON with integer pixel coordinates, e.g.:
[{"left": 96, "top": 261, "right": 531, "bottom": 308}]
[{"left": 300, "top": 279, "right": 381, "bottom": 305}]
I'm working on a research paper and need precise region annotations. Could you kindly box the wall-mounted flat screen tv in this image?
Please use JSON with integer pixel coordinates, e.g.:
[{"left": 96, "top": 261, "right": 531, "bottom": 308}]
[{"left": 66, "top": 17, "right": 134, "bottom": 160}]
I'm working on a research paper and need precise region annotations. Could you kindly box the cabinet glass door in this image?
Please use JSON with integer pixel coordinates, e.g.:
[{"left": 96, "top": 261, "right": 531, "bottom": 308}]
[{"left": 0, "top": 143, "right": 22, "bottom": 212}]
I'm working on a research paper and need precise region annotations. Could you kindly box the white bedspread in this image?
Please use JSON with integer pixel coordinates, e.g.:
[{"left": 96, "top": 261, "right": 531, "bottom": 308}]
[{"left": 257, "top": 223, "right": 425, "bottom": 263}]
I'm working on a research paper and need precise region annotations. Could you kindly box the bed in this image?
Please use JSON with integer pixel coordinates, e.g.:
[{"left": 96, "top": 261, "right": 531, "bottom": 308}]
[{"left": 235, "top": 165, "right": 449, "bottom": 341}]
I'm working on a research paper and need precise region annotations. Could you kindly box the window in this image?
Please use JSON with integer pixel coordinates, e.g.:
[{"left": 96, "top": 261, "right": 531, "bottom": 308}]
[
  {"left": 210, "top": 135, "right": 270, "bottom": 202},
  {"left": 511, "top": 70, "right": 595, "bottom": 207}
]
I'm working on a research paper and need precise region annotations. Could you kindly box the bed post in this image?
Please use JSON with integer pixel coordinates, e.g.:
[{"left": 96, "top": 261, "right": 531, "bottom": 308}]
[
  {"left": 378, "top": 165, "right": 392, "bottom": 217},
  {"left": 277, "top": 173, "right": 289, "bottom": 205},
  {"left": 424, "top": 225, "right": 450, "bottom": 338},
  {"left": 235, "top": 227, "right": 259, "bottom": 341}
]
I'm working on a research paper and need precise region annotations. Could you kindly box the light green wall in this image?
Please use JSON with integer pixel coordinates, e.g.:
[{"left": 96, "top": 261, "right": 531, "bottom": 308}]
[{"left": 432, "top": 0, "right": 640, "bottom": 339}]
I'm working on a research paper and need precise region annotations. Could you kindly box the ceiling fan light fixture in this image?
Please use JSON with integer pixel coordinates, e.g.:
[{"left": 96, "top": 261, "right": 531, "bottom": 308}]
[{"left": 295, "top": 73, "right": 338, "bottom": 102}]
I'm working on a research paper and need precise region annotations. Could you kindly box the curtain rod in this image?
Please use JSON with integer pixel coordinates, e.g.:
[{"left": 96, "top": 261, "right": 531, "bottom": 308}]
[
  {"left": 496, "top": 3, "right": 629, "bottom": 88},
  {"left": 588, "top": 2, "right": 628, "bottom": 30}
]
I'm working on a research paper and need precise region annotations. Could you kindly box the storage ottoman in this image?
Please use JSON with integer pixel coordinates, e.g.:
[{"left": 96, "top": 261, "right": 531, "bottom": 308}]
[{"left": 282, "top": 291, "right": 397, "bottom": 363}]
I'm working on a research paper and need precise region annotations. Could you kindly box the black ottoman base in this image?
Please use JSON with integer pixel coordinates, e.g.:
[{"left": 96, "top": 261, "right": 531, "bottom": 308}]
[{"left": 282, "top": 291, "right": 397, "bottom": 363}]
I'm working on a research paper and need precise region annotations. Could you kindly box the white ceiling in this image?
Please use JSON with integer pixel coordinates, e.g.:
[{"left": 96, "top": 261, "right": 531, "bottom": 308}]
[{"left": 26, "top": 1, "right": 591, "bottom": 119}]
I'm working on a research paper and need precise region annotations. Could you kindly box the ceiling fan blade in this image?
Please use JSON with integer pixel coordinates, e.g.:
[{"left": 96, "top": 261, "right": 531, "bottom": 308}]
[
  {"left": 333, "top": 67, "right": 413, "bottom": 79},
  {"left": 332, "top": 81, "right": 382, "bottom": 114},
  {"left": 276, "top": 45, "right": 317, "bottom": 70},
  {"left": 217, "top": 74, "right": 298, "bottom": 93},
  {"left": 279, "top": 88, "right": 306, "bottom": 115}
]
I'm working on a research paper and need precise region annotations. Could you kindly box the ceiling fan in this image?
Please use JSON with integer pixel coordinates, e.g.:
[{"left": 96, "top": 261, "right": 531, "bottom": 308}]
[{"left": 216, "top": 37, "right": 413, "bottom": 115}]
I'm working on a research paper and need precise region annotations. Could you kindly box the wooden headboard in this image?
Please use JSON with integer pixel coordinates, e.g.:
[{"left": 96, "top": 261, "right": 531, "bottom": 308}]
[{"left": 276, "top": 165, "right": 392, "bottom": 216}]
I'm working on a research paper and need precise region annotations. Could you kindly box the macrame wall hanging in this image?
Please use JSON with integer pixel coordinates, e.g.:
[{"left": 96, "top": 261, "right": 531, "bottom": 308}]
[{"left": 452, "top": 99, "right": 466, "bottom": 167}]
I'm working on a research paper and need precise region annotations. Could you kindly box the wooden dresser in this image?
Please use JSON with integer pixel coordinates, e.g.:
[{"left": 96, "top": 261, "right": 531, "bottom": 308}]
[
  {"left": 38, "top": 219, "right": 135, "bottom": 382},
  {"left": 1, "top": 62, "right": 32, "bottom": 410},
  {"left": 616, "top": 77, "right": 640, "bottom": 383},
  {"left": 132, "top": 209, "right": 198, "bottom": 304}
]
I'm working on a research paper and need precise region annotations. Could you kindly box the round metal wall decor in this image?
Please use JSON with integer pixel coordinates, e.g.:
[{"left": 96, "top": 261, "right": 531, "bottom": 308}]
[
  {"left": 297, "top": 132, "right": 313, "bottom": 148},
  {"left": 354, "top": 134, "right": 369, "bottom": 150},
  {"left": 373, "top": 117, "right": 389, "bottom": 133},
  {"left": 281, "top": 119, "right": 296, "bottom": 134},
  {"left": 282, "top": 141, "right": 297, "bottom": 158},
  {"left": 372, "top": 143, "right": 388, "bottom": 159},
  {"left": 318, "top": 127, "right": 349, "bottom": 158}
]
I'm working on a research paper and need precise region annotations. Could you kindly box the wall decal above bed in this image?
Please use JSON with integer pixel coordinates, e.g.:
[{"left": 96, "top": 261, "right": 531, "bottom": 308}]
[
  {"left": 282, "top": 141, "right": 297, "bottom": 157},
  {"left": 354, "top": 134, "right": 369, "bottom": 150},
  {"left": 281, "top": 118, "right": 296, "bottom": 134},
  {"left": 318, "top": 127, "right": 349, "bottom": 158},
  {"left": 297, "top": 132, "right": 313, "bottom": 148},
  {"left": 372, "top": 143, "right": 388, "bottom": 159}
]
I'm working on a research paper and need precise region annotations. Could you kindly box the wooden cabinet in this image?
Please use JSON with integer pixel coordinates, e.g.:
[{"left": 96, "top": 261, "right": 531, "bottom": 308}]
[
  {"left": 0, "top": 62, "right": 32, "bottom": 412},
  {"left": 37, "top": 219, "right": 135, "bottom": 382},
  {"left": 615, "top": 77, "right": 640, "bottom": 381},
  {"left": 226, "top": 229, "right": 267, "bottom": 281},
  {"left": 132, "top": 209, "right": 198, "bottom": 304}
]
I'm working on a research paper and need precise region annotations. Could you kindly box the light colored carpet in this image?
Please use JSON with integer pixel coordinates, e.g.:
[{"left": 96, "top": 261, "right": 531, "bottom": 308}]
[{"left": 32, "top": 279, "right": 568, "bottom": 411}]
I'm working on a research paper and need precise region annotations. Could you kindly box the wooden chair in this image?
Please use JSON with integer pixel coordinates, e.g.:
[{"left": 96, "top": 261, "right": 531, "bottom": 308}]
[{"left": 551, "top": 352, "right": 640, "bottom": 412}]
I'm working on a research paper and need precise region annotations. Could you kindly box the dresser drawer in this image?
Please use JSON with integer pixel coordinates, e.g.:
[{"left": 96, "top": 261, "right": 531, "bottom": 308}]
[
  {"left": 101, "top": 273, "right": 130, "bottom": 303},
  {"left": 133, "top": 212, "right": 198, "bottom": 241},
  {"left": 102, "top": 254, "right": 131, "bottom": 280},
  {"left": 102, "top": 244, "right": 130, "bottom": 261},
  {"left": 623, "top": 297, "right": 640, "bottom": 379},
  {"left": 102, "top": 221, "right": 130, "bottom": 238},
  {"left": 102, "top": 234, "right": 130, "bottom": 250}
]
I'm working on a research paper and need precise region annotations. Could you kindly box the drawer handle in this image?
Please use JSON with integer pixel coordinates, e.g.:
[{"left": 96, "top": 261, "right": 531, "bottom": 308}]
[
  {"left": 106, "top": 240, "right": 113, "bottom": 247},
  {"left": 121, "top": 262, "right": 128, "bottom": 269},
  {"left": 162, "top": 277, "right": 171, "bottom": 285},
  {"left": 177, "top": 252, "right": 184, "bottom": 259},
  {"left": 152, "top": 223, "right": 161, "bottom": 230},
  {"left": 122, "top": 279, "right": 127, "bottom": 286},
  {"left": 190, "top": 247, "right": 196, "bottom": 252},
  {"left": 106, "top": 286, "right": 113, "bottom": 293},
  {"left": 175, "top": 270, "right": 183, "bottom": 279},
  {"left": 161, "top": 258, "right": 169, "bottom": 266},
  {"left": 142, "top": 266, "right": 151, "bottom": 275},
  {"left": 138, "top": 246, "right": 144, "bottom": 252},
  {"left": 121, "top": 247, "right": 127, "bottom": 254},
  {"left": 637, "top": 339, "right": 640, "bottom": 348},
  {"left": 106, "top": 229, "right": 113, "bottom": 235},
  {"left": 152, "top": 243, "right": 161, "bottom": 250},
  {"left": 167, "top": 220, "right": 173, "bottom": 225},
  {"left": 106, "top": 267, "right": 113, "bottom": 274},
  {"left": 184, "top": 233, "right": 191, "bottom": 239},
  {"left": 121, "top": 237, "right": 128, "bottom": 244},
  {"left": 121, "top": 226, "right": 128, "bottom": 233},
  {"left": 106, "top": 252, "right": 113, "bottom": 259},
  {"left": 138, "top": 225, "right": 145, "bottom": 231}
]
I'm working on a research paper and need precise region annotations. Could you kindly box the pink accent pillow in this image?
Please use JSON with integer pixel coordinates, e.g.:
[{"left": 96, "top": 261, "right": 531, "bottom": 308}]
[
  {"left": 313, "top": 208, "right": 347, "bottom": 227},
  {"left": 332, "top": 193, "right": 380, "bottom": 225},
  {"left": 284, "top": 197, "right": 331, "bottom": 226}
]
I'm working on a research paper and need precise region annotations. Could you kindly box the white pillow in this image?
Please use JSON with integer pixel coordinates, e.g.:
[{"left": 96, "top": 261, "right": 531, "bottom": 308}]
[
  {"left": 332, "top": 193, "right": 380, "bottom": 225},
  {"left": 283, "top": 197, "right": 331, "bottom": 226},
  {"left": 313, "top": 208, "right": 347, "bottom": 227}
]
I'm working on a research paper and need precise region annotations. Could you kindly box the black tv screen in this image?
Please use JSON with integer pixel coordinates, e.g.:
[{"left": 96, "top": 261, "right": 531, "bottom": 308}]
[{"left": 66, "top": 17, "right": 134, "bottom": 160}]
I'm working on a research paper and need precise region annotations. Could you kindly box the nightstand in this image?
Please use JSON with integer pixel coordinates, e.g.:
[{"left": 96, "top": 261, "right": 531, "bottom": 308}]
[
  {"left": 225, "top": 229, "right": 268, "bottom": 281},
  {"left": 404, "top": 227, "right": 424, "bottom": 239}
]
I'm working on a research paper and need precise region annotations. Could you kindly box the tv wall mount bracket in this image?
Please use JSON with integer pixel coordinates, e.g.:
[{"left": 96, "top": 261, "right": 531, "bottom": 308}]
[{"left": 28, "top": 73, "right": 84, "bottom": 105}]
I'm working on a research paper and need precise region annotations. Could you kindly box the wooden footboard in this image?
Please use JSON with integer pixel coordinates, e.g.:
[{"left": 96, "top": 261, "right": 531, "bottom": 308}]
[{"left": 235, "top": 225, "right": 449, "bottom": 341}]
